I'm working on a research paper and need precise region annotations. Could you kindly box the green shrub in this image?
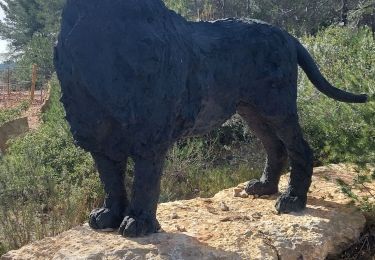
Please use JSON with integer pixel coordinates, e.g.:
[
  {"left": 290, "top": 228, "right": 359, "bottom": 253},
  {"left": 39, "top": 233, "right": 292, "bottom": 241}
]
[
  {"left": 161, "top": 134, "right": 264, "bottom": 202},
  {"left": 0, "top": 76, "right": 102, "bottom": 254},
  {"left": 0, "top": 101, "right": 29, "bottom": 126},
  {"left": 298, "top": 26, "right": 375, "bottom": 164}
]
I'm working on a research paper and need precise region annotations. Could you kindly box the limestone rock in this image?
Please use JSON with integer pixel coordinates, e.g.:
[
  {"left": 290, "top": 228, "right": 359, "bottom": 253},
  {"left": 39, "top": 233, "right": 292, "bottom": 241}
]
[{"left": 2, "top": 165, "right": 368, "bottom": 260}]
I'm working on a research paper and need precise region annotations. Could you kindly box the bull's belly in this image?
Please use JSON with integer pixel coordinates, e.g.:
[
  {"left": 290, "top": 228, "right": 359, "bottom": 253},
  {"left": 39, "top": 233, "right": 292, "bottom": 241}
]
[{"left": 179, "top": 99, "right": 237, "bottom": 138}]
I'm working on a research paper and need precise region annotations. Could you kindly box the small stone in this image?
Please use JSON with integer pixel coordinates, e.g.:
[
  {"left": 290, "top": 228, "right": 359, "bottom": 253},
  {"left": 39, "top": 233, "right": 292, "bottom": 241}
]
[
  {"left": 171, "top": 212, "right": 179, "bottom": 219},
  {"left": 219, "top": 216, "right": 231, "bottom": 222},
  {"left": 206, "top": 206, "right": 218, "bottom": 215},
  {"left": 251, "top": 212, "right": 262, "bottom": 220},
  {"left": 203, "top": 198, "right": 213, "bottom": 203},
  {"left": 219, "top": 201, "right": 229, "bottom": 211},
  {"left": 232, "top": 215, "right": 243, "bottom": 221},
  {"left": 175, "top": 225, "right": 187, "bottom": 232},
  {"left": 233, "top": 188, "right": 242, "bottom": 197},
  {"left": 244, "top": 230, "right": 253, "bottom": 237},
  {"left": 242, "top": 215, "right": 251, "bottom": 221},
  {"left": 198, "top": 234, "right": 213, "bottom": 241}
]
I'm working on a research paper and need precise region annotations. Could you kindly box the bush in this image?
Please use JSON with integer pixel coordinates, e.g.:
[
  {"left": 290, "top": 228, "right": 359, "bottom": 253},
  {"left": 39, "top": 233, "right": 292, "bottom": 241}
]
[
  {"left": 0, "top": 101, "right": 29, "bottom": 126},
  {"left": 298, "top": 26, "right": 375, "bottom": 164},
  {"left": 161, "top": 132, "right": 264, "bottom": 202},
  {"left": 0, "top": 76, "right": 102, "bottom": 254}
]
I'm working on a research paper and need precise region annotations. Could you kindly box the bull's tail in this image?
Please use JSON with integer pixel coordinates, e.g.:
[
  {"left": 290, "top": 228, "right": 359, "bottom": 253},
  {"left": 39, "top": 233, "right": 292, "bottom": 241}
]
[{"left": 295, "top": 39, "right": 368, "bottom": 103}]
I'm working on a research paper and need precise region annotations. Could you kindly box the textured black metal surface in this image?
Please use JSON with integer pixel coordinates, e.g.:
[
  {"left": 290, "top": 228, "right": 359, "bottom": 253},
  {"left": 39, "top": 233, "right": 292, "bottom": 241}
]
[{"left": 54, "top": 0, "right": 367, "bottom": 237}]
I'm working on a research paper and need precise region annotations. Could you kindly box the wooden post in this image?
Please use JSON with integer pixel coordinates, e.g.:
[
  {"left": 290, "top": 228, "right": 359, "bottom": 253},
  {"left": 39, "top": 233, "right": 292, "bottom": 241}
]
[
  {"left": 247, "top": 0, "right": 251, "bottom": 15},
  {"left": 341, "top": 0, "right": 348, "bottom": 26},
  {"left": 30, "top": 64, "right": 37, "bottom": 102},
  {"left": 222, "top": 0, "right": 226, "bottom": 18},
  {"left": 7, "top": 68, "right": 10, "bottom": 96},
  {"left": 1, "top": 75, "right": 3, "bottom": 103},
  {"left": 372, "top": 4, "right": 375, "bottom": 40},
  {"left": 40, "top": 85, "right": 44, "bottom": 103}
]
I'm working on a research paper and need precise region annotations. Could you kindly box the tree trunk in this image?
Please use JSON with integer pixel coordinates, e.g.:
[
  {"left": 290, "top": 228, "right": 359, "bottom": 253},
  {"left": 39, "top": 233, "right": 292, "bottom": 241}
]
[
  {"left": 341, "top": 0, "right": 349, "bottom": 25},
  {"left": 194, "top": 0, "right": 199, "bottom": 20},
  {"left": 247, "top": 0, "right": 251, "bottom": 15},
  {"left": 223, "top": 0, "right": 226, "bottom": 18}
]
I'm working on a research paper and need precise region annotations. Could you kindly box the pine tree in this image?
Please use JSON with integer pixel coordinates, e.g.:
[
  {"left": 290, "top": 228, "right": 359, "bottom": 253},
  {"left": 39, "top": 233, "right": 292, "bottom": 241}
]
[
  {"left": 0, "top": 0, "right": 65, "bottom": 52},
  {"left": 0, "top": 0, "right": 65, "bottom": 85}
]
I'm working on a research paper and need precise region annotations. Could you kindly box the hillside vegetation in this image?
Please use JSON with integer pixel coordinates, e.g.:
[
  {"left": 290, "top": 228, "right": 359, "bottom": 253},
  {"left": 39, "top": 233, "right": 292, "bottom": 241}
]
[
  {"left": 299, "top": 27, "right": 375, "bottom": 164},
  {"left": 0, "top": 101, "right": 29, "bottom": 126}
]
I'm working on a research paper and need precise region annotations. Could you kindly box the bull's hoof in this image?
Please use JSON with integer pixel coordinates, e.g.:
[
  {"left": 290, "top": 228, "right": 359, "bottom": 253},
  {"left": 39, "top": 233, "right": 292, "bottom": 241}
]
[
  {"left": 89, "top": 207, "right": 124, "bottom": 230},
  {"left": 119, "top": 214, "right": 160, "bottom": 237},
  {"left": 245, "top": 179, "right": 278, "bottom": 195},
  {"left": 275, "top": 193, "right": 307, "bottom": 213}
]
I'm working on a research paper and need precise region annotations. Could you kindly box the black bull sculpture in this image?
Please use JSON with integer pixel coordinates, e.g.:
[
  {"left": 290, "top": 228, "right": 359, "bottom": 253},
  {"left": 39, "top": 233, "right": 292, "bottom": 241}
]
[{"left": 54, "top": 0, "right": 367, "bottom": 237}]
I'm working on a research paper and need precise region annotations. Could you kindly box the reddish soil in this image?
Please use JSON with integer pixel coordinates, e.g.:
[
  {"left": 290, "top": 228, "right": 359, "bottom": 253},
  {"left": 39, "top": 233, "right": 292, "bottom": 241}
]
[
  {"left": 0, "top": 90, "right": 45, "bottom": 109},
  {"left": 0, "top": 90, "right": 47, "bottom": 130}
]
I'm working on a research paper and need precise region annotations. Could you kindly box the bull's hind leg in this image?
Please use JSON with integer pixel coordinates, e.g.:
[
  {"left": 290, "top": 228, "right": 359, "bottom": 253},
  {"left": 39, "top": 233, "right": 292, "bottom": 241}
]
[
  {"left": 89, "top": 153, "right": 127, "bottom": 230},
  {"left": 119, "top": 151, "right": 167, "bottom": 237},
  {"left": 271, "top": 115, "right": 313, "bottom": 213},
  {"left": 238, "top": 105, "right": 288, "bottom": 195}
]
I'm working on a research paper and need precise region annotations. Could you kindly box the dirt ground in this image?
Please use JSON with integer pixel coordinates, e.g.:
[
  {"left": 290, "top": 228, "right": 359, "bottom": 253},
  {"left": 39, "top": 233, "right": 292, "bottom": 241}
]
[{"left": 0, "top": 90, "right": 47, "bottom": 129}]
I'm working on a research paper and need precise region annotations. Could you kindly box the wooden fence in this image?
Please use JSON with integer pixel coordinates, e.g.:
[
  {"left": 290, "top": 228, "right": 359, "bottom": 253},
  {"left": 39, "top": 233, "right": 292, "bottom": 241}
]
[{"left": 0, "top": 64, "right": 48, "bottom": 108}]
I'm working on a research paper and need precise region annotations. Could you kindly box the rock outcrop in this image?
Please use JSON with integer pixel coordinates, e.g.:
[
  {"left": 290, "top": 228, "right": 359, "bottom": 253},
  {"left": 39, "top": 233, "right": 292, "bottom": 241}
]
[
  {"left": 0, "top": 117, "right": 28, "bottom": 154},
  {"left": 2, "top": 164, "right": 371, "bottom": 260}
]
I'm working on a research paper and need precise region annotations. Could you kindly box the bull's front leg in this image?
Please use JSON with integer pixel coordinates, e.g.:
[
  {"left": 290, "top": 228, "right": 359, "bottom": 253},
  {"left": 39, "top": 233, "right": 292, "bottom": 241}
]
[
  {"left": 119, "top": 152, "right": 166, "bottom": 237},
  {"left": 89, "top": 153, "right": 128, "bottom": 230}
]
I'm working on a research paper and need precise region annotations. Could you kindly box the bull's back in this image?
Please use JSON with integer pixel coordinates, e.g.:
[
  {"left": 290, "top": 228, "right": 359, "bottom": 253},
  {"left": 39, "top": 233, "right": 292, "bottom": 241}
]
[{"left": 191, "top": 19, "right": 299, "bottom": 118}]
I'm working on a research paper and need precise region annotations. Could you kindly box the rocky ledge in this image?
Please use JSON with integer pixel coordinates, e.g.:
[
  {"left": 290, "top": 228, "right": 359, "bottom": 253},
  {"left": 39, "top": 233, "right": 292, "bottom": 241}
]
[{"left": 2, "top": 164, "right": 373, "bottom": 260}]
